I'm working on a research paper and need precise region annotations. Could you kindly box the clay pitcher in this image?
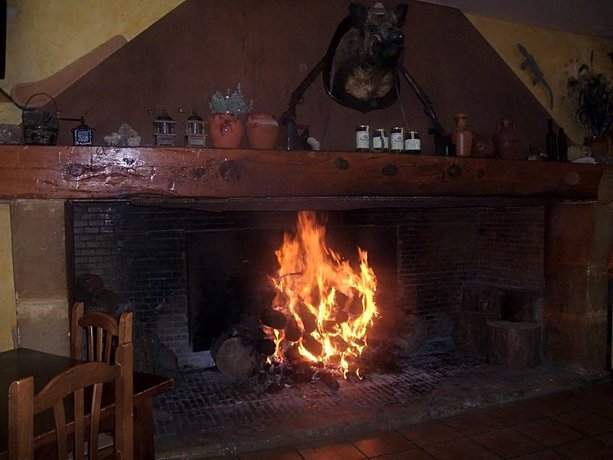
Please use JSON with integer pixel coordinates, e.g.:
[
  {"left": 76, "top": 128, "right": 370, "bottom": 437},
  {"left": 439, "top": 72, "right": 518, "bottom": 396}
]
[
  {"left": 247, "top": 112, "right": 279, "bottom": 149},
  {"left": 208, "top": 113, "right": 244, "bottom": 148},
  {"left": 493, "top": 117, "right": 522, "bottom": 160}
]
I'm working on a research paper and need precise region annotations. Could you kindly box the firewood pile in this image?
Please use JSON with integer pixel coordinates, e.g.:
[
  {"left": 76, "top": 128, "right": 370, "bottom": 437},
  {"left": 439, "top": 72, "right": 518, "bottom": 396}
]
[
  {"left": 210, "top": 296, "right": 427, "bottom": 391},
  {"left": 209, "top": 211, "right": 429, "bottom": 389}
]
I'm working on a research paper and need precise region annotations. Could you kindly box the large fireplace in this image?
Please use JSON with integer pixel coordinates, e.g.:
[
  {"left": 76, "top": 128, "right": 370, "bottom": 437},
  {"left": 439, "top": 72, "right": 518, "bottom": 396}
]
[
  {"left": 69, "top": 200, "right": 546, "bottom": 372},
  {"left": 2, "top": 144, "right": 611, "bottom": 456}
]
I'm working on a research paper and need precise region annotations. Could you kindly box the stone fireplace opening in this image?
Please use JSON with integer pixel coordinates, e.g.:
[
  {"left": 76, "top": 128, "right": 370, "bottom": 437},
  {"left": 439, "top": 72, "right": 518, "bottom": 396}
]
[
  {"left": 68, "top": 200, "right": 547, "bottom": 373},
  {"left": 2, "top": 185, "right": 596, "bottom": 456}
]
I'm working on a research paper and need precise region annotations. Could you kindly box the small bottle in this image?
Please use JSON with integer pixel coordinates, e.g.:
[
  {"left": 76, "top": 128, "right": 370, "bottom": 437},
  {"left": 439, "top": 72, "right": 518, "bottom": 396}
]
[
  {"left": 355, "top": 125, "right": 370, "bottom": 152},
  {"left": 545, "top": 119, "right": 558, "bottom": 161},
  {"left": 404, "top": 131, "right": 421, "bottom": 154},
  {"left": 557, "top": 127, "right": 568, "bottom": 162},
  {"left": 372, "top": 128, "right": 387, "bottom": 152},
  {"left": 390, "top": 127, "right": 404, "bottom": 153},
  {"left": 452, "top": 113, "right": 473, "bottom": 157}
]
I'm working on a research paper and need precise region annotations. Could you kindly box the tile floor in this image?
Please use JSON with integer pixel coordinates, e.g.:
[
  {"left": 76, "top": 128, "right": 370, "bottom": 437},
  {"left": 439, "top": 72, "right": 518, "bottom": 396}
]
[{"left": 202, "top": 380, "right": 613, "bottom": 460}]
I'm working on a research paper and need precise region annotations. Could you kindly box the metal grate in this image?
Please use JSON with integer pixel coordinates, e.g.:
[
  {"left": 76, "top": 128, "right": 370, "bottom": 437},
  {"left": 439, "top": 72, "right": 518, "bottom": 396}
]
[{"left": 153, "top": 338, "right": 593, "bottom": 457}]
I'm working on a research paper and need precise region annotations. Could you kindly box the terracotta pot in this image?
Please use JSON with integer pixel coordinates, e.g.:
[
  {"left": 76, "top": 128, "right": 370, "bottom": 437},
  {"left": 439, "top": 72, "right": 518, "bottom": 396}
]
[
  {"left": 247, "top": 112, "right": 279, "bottom": 149},
  {"left": 208, "top": 113, "right": 244, "bottom": 148}
]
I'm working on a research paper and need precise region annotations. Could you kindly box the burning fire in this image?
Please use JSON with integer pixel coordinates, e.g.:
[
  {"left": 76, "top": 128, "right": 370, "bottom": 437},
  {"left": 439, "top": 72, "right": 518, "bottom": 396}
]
[{"left": 264, "top": 211, "right": 378, "bottom": 378}]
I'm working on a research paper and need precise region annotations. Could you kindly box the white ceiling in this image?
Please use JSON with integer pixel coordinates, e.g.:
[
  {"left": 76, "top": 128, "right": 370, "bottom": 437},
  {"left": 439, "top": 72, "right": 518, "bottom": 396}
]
[{"left": 424, "top": 0, "right": 613, "bottom": 40}]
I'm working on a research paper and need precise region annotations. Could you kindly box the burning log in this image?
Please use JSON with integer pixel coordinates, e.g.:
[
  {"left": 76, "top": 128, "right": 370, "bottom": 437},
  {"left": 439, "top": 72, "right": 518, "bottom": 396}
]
[
  {"left": 319, "top": 370, "right": 340, "bottom": 391},
  {"left": 302, "top": 334, "right": 323, "bottom": 357},
  {"left": 358, "top": 344, "right": 400, "bottom": 373},
  {"left": 284, "top": 343, "right": 303, "bottom": 362},
  {"left": 263, "top": 212, "right": 379, "bottom": 381},
  {"left": 259, "top": 308, "right": 288, "bottom": 330},
  {"left": 335, "top": 309, "right": 349, "bottom": 324},
  {"left": 257, "top": 338, "right": 276, "bottom": 356},
  {"left": 291, "top": 362, "right": 316, "bottom": 383},
  {"left": 297, "top": 301, "right": 317, "bottom": 333},
  {"left": 335, "top": 290, "right": 349, "bottom": 309},
  {"left": 310, "top": 287, "right": 321, "bottom": 308},
  {"left": 323, "top": 320, "right": 340, "bottom": 334},
  {"left": 331, "top": 335, "right": 349, "bottom": 352},
  {"left": 345, "top": 289, "right": 363, "bottom": 316},
  {"left": 284, "top": 317, "right": 302, "bottom": 342}
]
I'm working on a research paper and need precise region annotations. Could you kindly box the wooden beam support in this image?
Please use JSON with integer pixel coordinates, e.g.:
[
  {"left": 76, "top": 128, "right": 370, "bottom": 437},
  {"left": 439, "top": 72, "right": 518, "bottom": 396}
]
[{"left": 0, "top": 145, "right": 609, "bottom": 202}]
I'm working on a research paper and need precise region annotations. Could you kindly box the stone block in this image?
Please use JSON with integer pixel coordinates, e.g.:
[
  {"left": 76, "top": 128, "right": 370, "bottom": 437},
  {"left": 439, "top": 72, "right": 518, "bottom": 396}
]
[
  {"left": 545, "top": 264, "right": 589, "bottom": 315},
  {"left": 546, "top": 203, "right": 595, "bottom": 266},
  {"left": 11, "top": 200, "right": 69, "bottom": 299},
  {"left": 17, "top": 298, "right": 69, "bottom": 356},
  {"left": 544, "top": 311, "right": 608, "bottom": 375}
]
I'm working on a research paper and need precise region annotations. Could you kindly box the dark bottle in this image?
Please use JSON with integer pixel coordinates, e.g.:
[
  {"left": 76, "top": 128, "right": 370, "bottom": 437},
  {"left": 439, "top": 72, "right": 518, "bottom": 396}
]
[
  {"left": 557, "top": 128, "right": 568, "bottom": 162},
  {"left": 545, "top": 119, "right": 558, "bottom": 161}
]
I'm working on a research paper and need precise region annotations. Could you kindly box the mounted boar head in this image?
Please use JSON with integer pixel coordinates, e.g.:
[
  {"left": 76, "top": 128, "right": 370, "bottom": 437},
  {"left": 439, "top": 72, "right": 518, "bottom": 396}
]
[{"left": 324, "top": 2, "right": 409, "bottom": 113}]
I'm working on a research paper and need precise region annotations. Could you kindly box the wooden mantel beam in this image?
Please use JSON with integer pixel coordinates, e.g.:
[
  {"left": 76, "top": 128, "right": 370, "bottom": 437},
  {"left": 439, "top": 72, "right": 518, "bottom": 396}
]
[{"left": 0, "top": 145, "right": 609, "bottom": 203}]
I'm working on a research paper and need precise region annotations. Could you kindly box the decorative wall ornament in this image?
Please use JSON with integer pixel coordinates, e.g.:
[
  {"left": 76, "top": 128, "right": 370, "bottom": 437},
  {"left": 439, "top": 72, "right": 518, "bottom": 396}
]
[{"left": 518, "top": 43, "right": 554, "bottom": 109}]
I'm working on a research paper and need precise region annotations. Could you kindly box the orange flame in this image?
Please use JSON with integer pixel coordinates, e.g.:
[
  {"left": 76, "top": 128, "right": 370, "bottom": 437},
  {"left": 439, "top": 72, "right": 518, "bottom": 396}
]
[{"left": 266, "top": 211, "right": 378, "bottom": 378}]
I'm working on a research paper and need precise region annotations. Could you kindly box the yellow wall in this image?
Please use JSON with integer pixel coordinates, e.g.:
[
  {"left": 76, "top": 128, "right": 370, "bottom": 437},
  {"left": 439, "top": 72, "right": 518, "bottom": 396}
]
[
  {"left": 467, "top": 15, "right": 613, "bottom": 145},
  {"left": 0, "top": 1, "right": 610, "bottom": 144},
  {"left": 0, "top": 204, "right": 17, "bottom": 351},
  {"left": 1, "top": 0, "right": 184, "bottom": 124}
]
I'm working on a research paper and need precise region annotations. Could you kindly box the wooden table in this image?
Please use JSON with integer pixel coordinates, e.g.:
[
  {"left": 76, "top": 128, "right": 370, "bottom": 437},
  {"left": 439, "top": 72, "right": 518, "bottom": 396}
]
[{"left": 0, "top": 348, "right": 174, "bottom": 459}]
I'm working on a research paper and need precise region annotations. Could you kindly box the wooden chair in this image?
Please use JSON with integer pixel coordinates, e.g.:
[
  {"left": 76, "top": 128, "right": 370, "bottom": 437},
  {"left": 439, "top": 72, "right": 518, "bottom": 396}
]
[
  {"left": 8, "top": 344, "right": 134, "bottom": 459},
  {"left": 69, "top": 302, "right": 134, "bottom": 458},
  {"left": 70, "top": 302, "right": 133, "bottom": 367}
]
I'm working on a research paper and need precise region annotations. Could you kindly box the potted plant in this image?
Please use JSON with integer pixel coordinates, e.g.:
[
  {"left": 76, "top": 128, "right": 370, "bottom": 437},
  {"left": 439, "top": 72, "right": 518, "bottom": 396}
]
[
  {"left": 566, "top": 64, "right": 612, "bottom": 154},
  {"left": 208, "top": 84, "right": 252, "bottom": 148}
]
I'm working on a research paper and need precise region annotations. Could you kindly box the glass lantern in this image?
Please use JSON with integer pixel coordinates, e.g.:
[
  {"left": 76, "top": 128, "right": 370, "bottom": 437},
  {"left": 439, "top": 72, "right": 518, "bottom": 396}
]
[
  {"left": 153, "top": 109, "right": 176, "bottom": 146},
  {"left": 185, "top": 109, "right": 206, "bottom": 147},
  {"left": 71, "top": 117, "right": 95, "bottom": 146}
]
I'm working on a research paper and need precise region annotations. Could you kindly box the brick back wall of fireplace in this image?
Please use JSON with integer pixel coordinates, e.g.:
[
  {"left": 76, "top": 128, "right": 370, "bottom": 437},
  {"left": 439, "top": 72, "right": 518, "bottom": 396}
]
[{"left": 69, "top": 202, "right": 545, "bottom": 369}]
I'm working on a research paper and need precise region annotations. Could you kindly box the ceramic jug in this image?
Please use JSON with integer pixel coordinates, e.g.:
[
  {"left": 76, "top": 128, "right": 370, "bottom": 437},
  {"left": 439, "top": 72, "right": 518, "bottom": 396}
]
[{"left": 493, "top": 117, "right": 522, "bottom": 160}]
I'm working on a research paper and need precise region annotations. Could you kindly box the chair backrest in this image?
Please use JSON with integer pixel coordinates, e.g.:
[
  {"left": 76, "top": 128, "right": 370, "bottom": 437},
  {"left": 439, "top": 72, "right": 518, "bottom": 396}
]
[
  {"left": 8, "top": 343, "right": 134, "bottom": 459},
  {"left": 70, "top": 302, "right": 133, "bottom": 366}
]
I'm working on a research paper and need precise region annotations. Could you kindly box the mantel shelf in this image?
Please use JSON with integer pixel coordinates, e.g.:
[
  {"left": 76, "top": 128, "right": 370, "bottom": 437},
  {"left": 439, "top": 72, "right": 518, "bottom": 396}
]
[{"left": 0, "top": 145, "right": 611, "bottom": 209}]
